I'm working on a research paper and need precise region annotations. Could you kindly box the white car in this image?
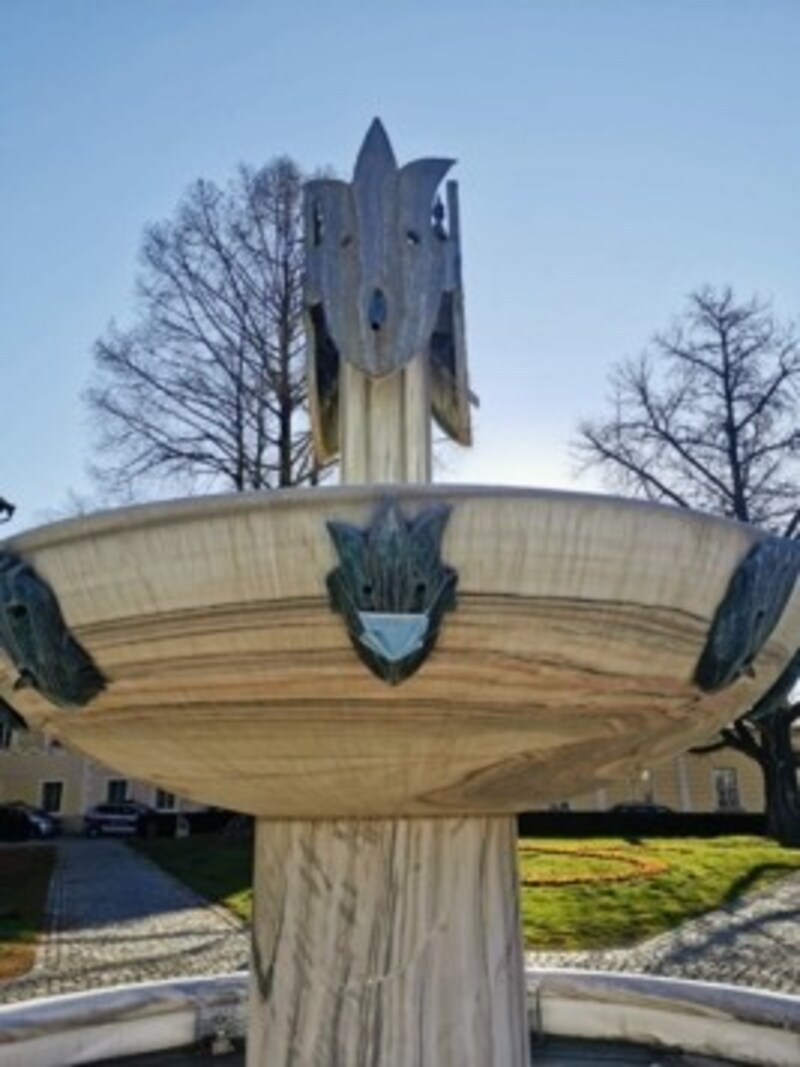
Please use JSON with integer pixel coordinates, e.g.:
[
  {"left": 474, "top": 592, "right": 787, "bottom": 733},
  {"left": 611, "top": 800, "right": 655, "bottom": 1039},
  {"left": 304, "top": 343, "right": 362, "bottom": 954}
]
[{"left": 83, "top": 801, "right": 157, "bottom": 837}]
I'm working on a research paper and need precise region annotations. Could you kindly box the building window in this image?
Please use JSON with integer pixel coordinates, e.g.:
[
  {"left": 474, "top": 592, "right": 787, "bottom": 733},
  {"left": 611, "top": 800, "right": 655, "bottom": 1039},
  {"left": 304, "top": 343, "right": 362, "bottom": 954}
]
[
  {"left": 0, "top": 721, "right": 12, "bottom": 750},
  {"left": 713, "top": 768, "right": 741, "bottom": 811},
  {"left": 41, "top": 780, "right": 64, "bottom": 814},
  {"left": 155, "top": 789, "right": 175, "bottom": 810},
  {"left": 107, "top": 779, "right": 128, "bottom": 803}
]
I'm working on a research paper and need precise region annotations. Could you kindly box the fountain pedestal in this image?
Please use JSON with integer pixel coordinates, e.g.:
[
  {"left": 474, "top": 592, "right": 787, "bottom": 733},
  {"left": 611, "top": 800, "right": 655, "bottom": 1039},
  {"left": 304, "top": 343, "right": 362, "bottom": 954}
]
[{"left": 248, "top": 817, "right": 527, "bottom": 1066}]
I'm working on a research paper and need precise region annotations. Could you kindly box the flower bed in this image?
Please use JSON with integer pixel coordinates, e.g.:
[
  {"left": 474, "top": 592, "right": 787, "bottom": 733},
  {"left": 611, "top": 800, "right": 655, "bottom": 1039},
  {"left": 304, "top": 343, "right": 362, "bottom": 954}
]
[{"left": 518, "top": 844, "right": 668, "bottom": 887}]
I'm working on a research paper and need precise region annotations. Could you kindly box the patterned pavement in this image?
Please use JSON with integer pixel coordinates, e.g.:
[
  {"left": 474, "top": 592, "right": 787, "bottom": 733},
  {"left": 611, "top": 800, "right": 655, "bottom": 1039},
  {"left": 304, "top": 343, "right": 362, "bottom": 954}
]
[{"left": 0, "top": 837, "right": 248, "bottom": 1004}]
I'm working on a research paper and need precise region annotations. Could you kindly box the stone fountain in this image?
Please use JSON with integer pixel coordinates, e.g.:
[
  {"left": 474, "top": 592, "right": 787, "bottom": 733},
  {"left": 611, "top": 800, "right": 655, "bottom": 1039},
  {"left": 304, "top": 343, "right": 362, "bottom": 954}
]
[{"left": 2, "top": 121, "right": 800, "bottom": 1066}]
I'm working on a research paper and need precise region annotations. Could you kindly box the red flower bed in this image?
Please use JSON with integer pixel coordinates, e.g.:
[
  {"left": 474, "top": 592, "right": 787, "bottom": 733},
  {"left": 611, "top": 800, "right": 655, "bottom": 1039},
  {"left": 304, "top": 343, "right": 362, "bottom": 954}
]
[{"left": 518, "top": 844, "right": 669, "bottom": 888}]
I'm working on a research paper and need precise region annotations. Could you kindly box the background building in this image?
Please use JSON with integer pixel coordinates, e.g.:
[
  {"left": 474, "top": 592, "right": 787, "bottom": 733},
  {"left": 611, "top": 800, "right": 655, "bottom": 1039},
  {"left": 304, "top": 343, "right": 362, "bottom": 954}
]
[
  {"left": 566, "top": 749, "right": 764, "bottom": 814},
  {"left": 0, "top": 727, "right": 205, "bottom": 832}
]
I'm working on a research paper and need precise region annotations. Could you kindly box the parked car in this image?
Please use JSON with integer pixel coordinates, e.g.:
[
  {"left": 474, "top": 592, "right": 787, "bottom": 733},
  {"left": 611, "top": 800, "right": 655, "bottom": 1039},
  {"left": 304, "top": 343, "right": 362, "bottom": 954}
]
[
  {"left": 83, "top": 801, "right": 158, "bottom": 837},
  {"left": 0, "top": 801, "right": 61, "bottom": 840},
  {"left": 610, "top": 802, "right": 673, "bottom": 816}
]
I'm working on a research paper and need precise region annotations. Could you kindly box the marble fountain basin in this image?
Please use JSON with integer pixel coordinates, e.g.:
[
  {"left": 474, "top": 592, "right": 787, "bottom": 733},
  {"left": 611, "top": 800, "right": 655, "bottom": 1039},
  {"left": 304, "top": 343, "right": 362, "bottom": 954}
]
[{"left": 3, "top": 484, "right": 797, "bottom": 819}]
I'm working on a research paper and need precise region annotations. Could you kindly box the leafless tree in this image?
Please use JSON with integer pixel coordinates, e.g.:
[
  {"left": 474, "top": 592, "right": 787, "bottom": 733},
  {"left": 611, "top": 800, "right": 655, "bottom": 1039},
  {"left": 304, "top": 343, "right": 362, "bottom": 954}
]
[
  {"left": 577, "top": 286, "right": 800, "bottom": 536},
  {"left": 690, "top": 654, "right": 800, "bottom": 844},
  {"left": 87, "top": 158, "right": 321, "bottom": 497},
  {"left": 576, "top": 286, "right": 800, "bottom": 841}
]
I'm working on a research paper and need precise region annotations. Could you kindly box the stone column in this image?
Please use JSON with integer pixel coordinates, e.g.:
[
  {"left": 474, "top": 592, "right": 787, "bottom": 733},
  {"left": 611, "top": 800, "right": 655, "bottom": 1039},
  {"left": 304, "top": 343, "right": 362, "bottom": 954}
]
[{"left": 248, "top": 817, "right": 529, "bottom": 1067}]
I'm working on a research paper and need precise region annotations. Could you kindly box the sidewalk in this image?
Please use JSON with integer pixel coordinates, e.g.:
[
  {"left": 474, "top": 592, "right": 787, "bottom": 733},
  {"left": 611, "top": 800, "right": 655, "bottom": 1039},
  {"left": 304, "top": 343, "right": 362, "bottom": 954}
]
[
  {"left": 3, "top": 837, "right": 800, "bottom": 1005},
  {"left": 0, "top": 838, "right": 249, "bottom": 1004}
]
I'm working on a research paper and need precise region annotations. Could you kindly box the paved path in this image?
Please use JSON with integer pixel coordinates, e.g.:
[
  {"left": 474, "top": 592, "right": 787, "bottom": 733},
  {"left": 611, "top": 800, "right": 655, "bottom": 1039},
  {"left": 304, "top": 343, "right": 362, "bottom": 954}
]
[
  {"left": 3, "top": 838, "right": 800, "bottom": 1005},
  {"left": 525, "top": 867, "right": 800, "bottom": 993},
  {"left": 0, "top": 838, "right": 249, "bottom": 1004}
]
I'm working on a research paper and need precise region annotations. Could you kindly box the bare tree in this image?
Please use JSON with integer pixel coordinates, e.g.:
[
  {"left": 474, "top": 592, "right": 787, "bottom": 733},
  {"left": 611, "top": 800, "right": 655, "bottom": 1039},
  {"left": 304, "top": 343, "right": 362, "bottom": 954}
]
[
  {"left": 577, "top": 286, "right": 800, "bottom": 536},
  {"left": 690, "top": 654, "right": 800, "bottom": 844},
  {"left": 576, "top": 286, "right": 800, "bottom": 840},
  {"left": 87, "top": 158, "right": 320, "bottom": 497}
]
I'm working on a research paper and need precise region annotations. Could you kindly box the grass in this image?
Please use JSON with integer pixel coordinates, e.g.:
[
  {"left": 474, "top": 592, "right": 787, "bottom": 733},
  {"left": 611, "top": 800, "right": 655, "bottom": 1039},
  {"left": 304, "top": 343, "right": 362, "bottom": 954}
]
[
  {"left": 134, "top": 834, "right": 800, "bottom": 953},
  {"left": 518, "top": 837, "right": 800, "bottom": 950},
  {"left": 0, "top": 847, "right": 56, "bottom": 980},
  {"left": 131, "top": 836, "right": 253, "bottom": 922}
]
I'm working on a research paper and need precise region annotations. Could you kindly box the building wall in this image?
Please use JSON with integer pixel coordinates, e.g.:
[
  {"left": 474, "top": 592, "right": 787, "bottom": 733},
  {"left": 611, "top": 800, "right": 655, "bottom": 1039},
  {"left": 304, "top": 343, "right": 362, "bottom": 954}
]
[
  {"left": 567, "top": 749, "right": 764, "bottom": 813},
  {"left": 0, "top": 730, "right": 206, "bottom": 832}
]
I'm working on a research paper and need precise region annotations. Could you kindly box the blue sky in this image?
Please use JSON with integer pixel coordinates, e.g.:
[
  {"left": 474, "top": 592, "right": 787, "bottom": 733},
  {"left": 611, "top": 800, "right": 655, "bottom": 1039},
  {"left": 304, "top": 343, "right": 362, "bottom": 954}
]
[{"left": 2, "top": 0, "right": 799, "bottom": 531}]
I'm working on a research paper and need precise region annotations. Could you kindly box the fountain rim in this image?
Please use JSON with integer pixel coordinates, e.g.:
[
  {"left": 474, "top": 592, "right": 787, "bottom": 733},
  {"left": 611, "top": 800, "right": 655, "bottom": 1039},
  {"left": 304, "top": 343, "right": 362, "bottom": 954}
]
[
  {"left": 2, "top": 969, "right": 798, "bottom": 1066},
  {"left": 3, "top": 482, "right": 759, "bottom": 555}
]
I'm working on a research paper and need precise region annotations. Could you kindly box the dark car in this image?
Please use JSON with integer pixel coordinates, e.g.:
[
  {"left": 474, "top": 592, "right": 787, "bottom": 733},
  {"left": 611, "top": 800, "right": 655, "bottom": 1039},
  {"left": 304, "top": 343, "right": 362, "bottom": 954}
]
[
  {"left": 610, "top": 802, "right": 673, "bottom": 816},
  {"left": 0, "top": 802, "right": 60, "bottom": 840},
  {"left": 83, "top": 801, "right": 158, "bottom": 837}
]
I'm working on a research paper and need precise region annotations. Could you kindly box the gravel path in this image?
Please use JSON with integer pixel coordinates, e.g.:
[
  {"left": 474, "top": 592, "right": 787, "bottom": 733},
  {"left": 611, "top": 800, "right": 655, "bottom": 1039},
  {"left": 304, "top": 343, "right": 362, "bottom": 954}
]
[
  {"left": 526, "top": 867, "right": 800, "bottom": 993},
  {"left": 0, "top": 838, "right": 249, "bottom": 1004},
  {"left": 3, "top": 838, "right": 800, "bottom": 1006}
]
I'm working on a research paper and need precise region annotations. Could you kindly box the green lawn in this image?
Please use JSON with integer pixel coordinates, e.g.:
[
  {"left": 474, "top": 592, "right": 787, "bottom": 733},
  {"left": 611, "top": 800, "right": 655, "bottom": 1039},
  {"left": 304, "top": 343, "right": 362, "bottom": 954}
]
[
  {"left": 132, "top": 836, "right": 253, "bottom": 922},
  {"left": 134, "top": 834, "right": 800, "bottom": 952},
  {"left": 518, "top": 837, "right": 800, "bottom": 950},
  {"left": 0, "top": 847, "right": 56, "bottom": 979}
]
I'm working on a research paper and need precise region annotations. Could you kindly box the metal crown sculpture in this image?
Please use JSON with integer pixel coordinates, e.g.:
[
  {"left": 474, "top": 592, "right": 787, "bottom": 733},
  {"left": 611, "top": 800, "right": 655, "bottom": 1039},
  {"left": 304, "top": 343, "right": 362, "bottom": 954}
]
[{"left": 304, "top": 118, "right": 472, "bottom": 462}]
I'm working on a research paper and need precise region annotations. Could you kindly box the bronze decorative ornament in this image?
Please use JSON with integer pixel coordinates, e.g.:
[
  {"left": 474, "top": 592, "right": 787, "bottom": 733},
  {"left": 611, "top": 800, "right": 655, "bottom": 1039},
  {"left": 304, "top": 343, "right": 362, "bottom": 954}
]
[
  {"left": 0, "top": 551, "right": 105, "bottom": 709},
  {"left": 695, "top": 536, "right": 800, "bottom": 692},
  {"left": 326, "top": 498, "right": 457, "bottom": 684}
]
